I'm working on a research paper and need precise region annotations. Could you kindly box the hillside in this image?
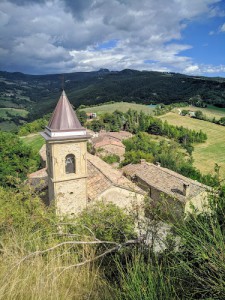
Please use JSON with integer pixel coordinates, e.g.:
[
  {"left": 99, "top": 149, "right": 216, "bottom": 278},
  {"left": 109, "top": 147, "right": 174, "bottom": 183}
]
[
  {"left": 0, "top": 69, "right": 225, "bottom": 129},
  {"left": 159, "top": 112, "right": 225, "bottom": 177}
]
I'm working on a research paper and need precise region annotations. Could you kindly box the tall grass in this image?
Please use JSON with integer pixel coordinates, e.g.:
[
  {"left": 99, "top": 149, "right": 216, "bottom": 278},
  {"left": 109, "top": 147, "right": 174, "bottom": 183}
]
[
  {"left": 0, "top": 238, "right": 110, "bottom": 300},
  {"left": 1, "top": 185, "right": 225, "bottom": 299},
  {"left": 114, "top": 253, "right": 179, "bottom": 300},
  {"left": 0, "top": 187, "right": 112, "bottom": 300},
  {"left": 113, "top": 194, "right": 225, "bottom": 300}
]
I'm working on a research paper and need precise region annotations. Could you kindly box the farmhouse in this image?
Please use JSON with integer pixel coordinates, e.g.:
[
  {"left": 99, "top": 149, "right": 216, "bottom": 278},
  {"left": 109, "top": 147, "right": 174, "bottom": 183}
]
[{"left": 122, "top": 160, "right": 209, "bottom": 215}]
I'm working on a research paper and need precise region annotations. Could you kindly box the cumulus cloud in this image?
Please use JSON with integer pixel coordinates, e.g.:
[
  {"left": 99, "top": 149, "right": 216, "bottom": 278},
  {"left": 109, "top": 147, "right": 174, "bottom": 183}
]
[{"left": 0, "top": 0, "right": 224, "bottom": 74}]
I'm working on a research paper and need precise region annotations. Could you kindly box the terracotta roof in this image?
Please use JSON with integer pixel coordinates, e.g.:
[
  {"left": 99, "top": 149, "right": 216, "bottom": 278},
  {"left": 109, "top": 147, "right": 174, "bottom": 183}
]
[
  {"left": 94, "top": 139, "right": 125, "bottom": 149},
  {"left": 48, "top": 90, "right": 83, "bottom": 131},
  {"left": 28, "top": 168, "right": 48, "bottom": 190},
  {"left": 122, "top": 161, "right": 208, "bottom": 203},
  {"left": 87, "top": 153, "right": 145, "bottom": 200},
  {"left": 28, "top": 153, "right": 145, "bottom": 200},
  {"left": 92, "top": 131, "right": 132, "bottom": 145},
  {"left": 106, "top": 131, "right": 132, "bottom": 140}
]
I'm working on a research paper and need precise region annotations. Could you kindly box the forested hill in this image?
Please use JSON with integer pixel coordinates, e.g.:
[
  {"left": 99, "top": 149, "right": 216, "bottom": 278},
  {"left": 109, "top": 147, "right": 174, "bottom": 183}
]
[{"left": 0, "top": 69, "right": 225, "bottom": 122}]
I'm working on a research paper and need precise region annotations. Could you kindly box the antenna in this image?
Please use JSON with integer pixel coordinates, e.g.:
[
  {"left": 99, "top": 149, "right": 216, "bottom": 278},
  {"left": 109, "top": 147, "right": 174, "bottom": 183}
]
[{"left": 61, "top": 74, "right": 64, "bottom": 90}]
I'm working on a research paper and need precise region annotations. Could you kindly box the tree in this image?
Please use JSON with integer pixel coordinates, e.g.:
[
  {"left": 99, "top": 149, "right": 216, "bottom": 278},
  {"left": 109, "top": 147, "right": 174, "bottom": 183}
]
[
  {"left": 218, "top": 117, "right": 225, "bottom": 126},
  {"left": 0, "top": 131, "right": 40, "bottom": 186},
  {"left": 194, "top": 110, "right": 204, "bottom": 120}
]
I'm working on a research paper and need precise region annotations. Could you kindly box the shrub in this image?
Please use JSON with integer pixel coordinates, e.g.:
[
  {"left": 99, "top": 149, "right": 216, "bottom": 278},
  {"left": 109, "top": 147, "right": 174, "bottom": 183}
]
[
  {"left": 102, "top": 154, "right": 120, "bottom": 164},
  {"left": 72, "top": 202, "right": 136, "bottom": 244}
]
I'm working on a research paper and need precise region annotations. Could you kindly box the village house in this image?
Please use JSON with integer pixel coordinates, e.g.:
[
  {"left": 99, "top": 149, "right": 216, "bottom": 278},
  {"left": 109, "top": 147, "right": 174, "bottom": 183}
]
[
  {"left": 122, "top": 160, "right": 209, "bottom": 215},
  {"left": 91, "top": 131, "right": 132, "bottom": 158}
]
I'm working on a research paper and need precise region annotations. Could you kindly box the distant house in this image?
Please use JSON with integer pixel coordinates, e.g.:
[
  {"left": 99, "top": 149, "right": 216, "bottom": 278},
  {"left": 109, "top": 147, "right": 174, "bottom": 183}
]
[
  {"left": 122, "top": 160, "right": 209, "bottom": 215},
  {"left": 92, "top": 131, "right": 132, "bottom": 157},
  {"left": 86, "top": 112, "right": 97, "bottom": 119},
  {"left": 189, "top": 111, "right": 196, "bottom": 117}
]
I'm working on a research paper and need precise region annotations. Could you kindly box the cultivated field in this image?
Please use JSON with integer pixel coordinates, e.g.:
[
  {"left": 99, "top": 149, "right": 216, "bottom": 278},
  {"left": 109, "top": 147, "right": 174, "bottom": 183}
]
[
  {"left": 159, "top": 112, "right": 225, "bottom": 178},
  {"left": 0, "top": 108, "right": 28, "bottom": 119},
  {"left": 82, "top": 102, "right": 155, "bottom": 115}
]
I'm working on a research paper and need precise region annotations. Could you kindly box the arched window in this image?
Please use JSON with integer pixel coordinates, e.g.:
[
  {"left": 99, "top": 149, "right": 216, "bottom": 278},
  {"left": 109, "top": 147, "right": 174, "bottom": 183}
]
[{"left": 65, "top": 154, "right": 76, "bottom": 174}]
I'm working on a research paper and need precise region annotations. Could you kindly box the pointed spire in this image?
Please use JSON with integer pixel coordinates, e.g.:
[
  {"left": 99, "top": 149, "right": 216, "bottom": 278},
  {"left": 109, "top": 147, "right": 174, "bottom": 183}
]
[
  {"left": 48, "top": 90, "right": 82, "bottom": 131},
  {"left": 42, "top": 90, "right": 89, "bottom": 140}
]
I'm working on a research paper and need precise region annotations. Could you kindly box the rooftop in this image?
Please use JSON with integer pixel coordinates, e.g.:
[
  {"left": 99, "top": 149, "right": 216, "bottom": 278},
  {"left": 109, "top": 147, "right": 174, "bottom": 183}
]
[
  {"left": 41, "top": 90, "right": 90, "bottom": 140},
  {"left": 122, "top": 161, "right": 208, "bottom": 203},
  {"left": 28, "top": 153, "right": 145, "bottom": 200},
  {"left": 48, "top": 90, "right": 82, "bottom": 131},
  {"left": 87, "top": 153, "right": 144, "bottom": 200}
]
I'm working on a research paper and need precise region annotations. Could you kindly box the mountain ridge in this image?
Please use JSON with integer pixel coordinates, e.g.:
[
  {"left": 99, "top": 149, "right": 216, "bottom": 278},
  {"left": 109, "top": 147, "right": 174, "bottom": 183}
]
[{"left": 0, "top": 69, "right": 225, "bottom": 127}]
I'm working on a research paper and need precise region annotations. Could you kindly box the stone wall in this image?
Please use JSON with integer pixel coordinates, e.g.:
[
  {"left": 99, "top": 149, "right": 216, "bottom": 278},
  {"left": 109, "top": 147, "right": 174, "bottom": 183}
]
[
  {"left": 55, "top": 178, "right": 87, "bottom": 215},
  {"left": 47, "top": 138, "right": 88, "bottom": 215}
]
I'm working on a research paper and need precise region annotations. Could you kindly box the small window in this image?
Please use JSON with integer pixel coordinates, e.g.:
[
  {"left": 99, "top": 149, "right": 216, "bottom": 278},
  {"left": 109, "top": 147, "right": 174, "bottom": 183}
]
[{"left": 65, "top": 154, "right": 75, "bottom": 174}]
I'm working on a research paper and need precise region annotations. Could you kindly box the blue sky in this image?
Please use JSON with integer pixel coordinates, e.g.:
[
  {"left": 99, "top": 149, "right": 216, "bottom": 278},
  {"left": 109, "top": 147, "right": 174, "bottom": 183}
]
[{"left": 0, "top": 0, "right": 225, "bottom": 77}]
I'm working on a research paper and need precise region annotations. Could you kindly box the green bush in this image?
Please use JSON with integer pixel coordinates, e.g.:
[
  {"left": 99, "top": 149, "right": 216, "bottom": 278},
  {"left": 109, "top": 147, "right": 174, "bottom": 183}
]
[
  {"left": 72, "top": 202, "right": 136, "bottom": 244},
  {"left": 0, "top": 131, "right": 40, "bottom": 186},
  {"left": 102, "top": 154, "right": 120, "bottom": 164}
]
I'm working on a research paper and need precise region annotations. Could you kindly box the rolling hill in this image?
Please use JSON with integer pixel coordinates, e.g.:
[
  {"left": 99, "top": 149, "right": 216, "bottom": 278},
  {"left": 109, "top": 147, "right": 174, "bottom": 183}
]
[{"left": 0, "top": 69, "right": 225, "bottom": 129}]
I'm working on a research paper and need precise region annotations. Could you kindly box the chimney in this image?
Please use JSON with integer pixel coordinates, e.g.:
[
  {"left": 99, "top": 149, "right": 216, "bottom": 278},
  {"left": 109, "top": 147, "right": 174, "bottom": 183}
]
[
  {"left": 156, "top": 162, "right": 161, "bottom": 167},
  {"left": 183, "top": 183, "right": 190, "bottom": 197}
]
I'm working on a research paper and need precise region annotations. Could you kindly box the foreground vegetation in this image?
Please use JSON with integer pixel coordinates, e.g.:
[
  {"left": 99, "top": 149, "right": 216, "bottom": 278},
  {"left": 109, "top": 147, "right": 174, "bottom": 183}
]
[
  {"left": 0, "top": 184, "right": 224, "bottom": 299},
  {"left": 0, "top": 131, "right": 40, "bottom": 186}
]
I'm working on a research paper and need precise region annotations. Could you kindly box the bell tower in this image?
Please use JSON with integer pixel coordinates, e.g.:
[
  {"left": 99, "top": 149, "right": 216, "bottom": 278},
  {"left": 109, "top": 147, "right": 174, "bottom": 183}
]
[{"left": 41, "top": 90, "right": 90, "bottom": 215}]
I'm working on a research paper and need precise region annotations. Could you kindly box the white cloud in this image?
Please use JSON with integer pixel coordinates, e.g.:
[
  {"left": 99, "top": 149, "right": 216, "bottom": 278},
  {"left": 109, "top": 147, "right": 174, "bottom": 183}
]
[
  {"left": 184, "top": 65, "right": 200, "bottom": 74},
  {"left": 220, "top": 23, "right": 225, "bottom": 32},
  {"left": 0, "top": 0, "right": 224, "bottom": 75}
]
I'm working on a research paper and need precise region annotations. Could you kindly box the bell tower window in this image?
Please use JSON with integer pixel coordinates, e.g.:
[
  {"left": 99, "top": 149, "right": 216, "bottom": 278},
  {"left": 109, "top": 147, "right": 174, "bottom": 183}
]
[{"left": 65, "top": 154, "right": 75, "bottom": 174}]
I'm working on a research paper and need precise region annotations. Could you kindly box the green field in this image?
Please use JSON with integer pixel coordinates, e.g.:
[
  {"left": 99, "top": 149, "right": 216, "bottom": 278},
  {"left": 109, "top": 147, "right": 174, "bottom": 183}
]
[
  {"left": 21, "top": 133, "right": 45, "bottom": 152},
  {"left": 0, "top": 108, "right": 28, "bottom": 119},
  {"left": 82, "top": 102, "right": 155, "bottom": 115},
  {"left": 0, "top": 121, "right": 18, "bottom": 131},
  {"left": 174, "top": 105, "right": 225, "bottom": 120},
  {"left": 159, "top": 112, "right": 225, "bottom": 178}
]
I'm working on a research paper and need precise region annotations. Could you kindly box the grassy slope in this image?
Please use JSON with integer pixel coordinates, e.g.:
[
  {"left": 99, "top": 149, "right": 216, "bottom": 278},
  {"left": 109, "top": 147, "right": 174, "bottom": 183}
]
[
  {"left": 20, "top": 133, "right": 45, "bottom": 152},
  {"left": 20, "top": 104, "right": 225, "bottom": 178},
  {"left": 174, "top": 105, "right": 225, "bottom": 120},
  {"left": 159, "top": 112, "right": 225, "bottom": 178},
  {"left": 82, "top": 102, "right": 155, "bottom": 115},
  {"left": 0, "top": 108, "right": 28, "bottom": 118}
]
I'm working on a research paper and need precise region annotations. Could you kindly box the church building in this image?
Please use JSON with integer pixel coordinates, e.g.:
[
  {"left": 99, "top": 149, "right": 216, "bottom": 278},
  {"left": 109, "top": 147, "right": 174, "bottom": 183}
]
[
  {"left": 41, "top": 90, "right": 90, "bottom": 215},
  {"left": 38, "top": 90, "right": 145, "bottom": 215}
]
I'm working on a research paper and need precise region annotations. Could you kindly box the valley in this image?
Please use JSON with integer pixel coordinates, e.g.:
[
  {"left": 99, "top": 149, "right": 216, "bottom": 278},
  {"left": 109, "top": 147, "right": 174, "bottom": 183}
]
[{"left": 1, "top": 69, "right": 225, "bottom": 130}]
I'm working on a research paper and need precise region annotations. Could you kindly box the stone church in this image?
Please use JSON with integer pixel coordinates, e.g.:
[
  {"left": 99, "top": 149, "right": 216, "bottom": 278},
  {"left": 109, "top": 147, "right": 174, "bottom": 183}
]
[{"left": 38, "top": 90, "right": 145, "bottom": 215}]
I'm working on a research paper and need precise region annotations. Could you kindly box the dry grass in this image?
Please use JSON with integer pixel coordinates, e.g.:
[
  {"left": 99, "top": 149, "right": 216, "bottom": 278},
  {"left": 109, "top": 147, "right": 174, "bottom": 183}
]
[
  {"left": 159, "top": 112, "right": 225, "bottom": 178},
  {"left": 0, "top": 237, "right": 110, "bottom": 300}
]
